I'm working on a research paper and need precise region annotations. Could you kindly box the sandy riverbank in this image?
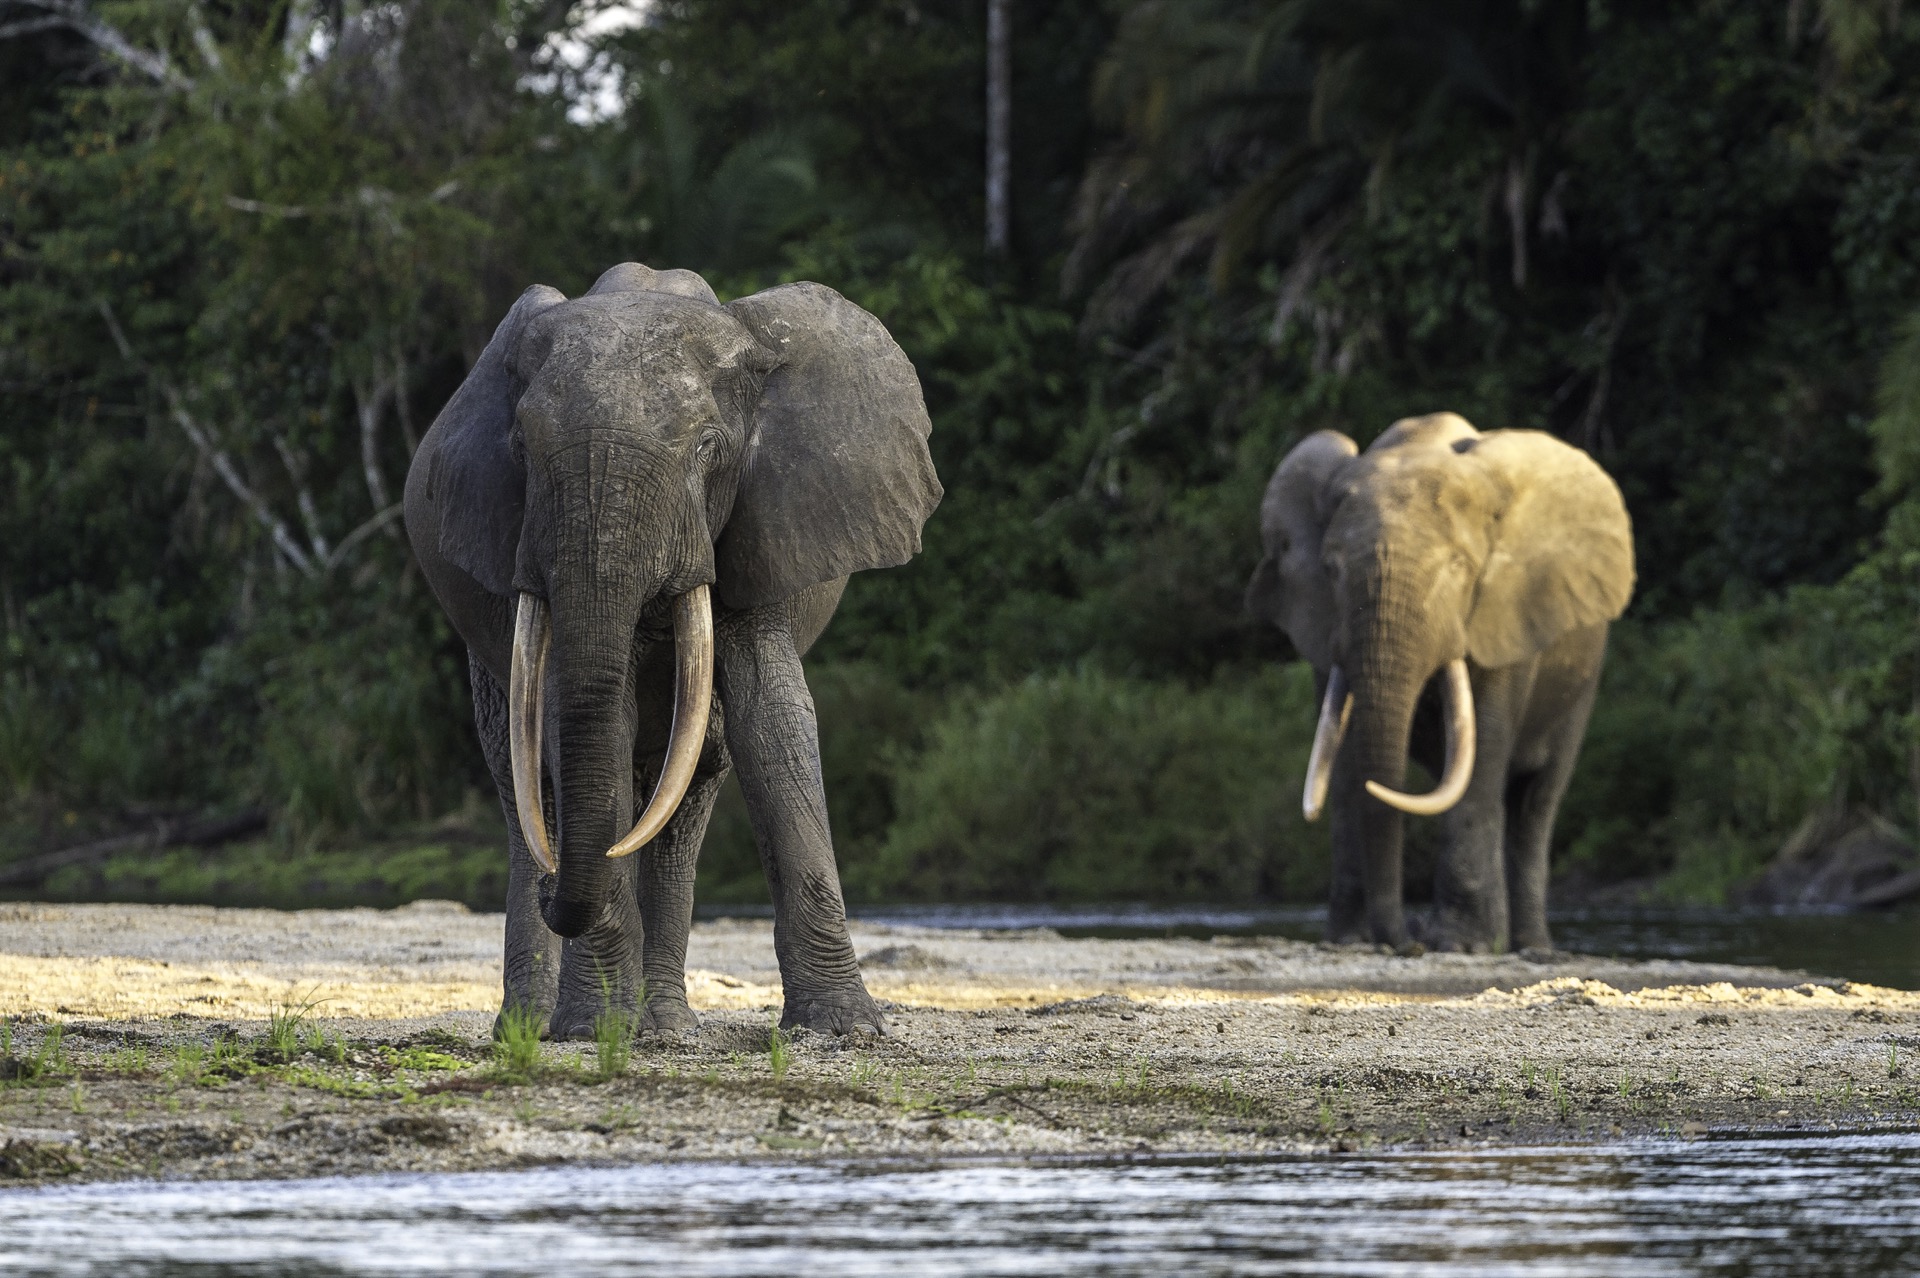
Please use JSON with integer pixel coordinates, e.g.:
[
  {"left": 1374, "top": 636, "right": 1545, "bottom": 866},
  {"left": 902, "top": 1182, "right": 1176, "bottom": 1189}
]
[{"left": 0, "top": 901, "right": 1913, "bottom": 1182}]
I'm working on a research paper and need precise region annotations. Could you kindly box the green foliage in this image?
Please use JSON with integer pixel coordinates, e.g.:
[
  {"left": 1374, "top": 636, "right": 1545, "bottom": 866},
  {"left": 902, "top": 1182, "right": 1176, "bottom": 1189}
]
[
  {"left": 1560, "top": 500, "right": 1920, "bottom": 899},
  {"left": 5, "top": 0, "right": 1920, "bottom": 910},
  {"left": 266, "top": 996, "right": 323, "bottom": 1063},
  {"left": 767, "top": 1017, "right": 791, "bottom": 1081},
  {"left": 861, "top": 665, "right": 1325, "bottom": 901},
  {"left": 1871, "top": 307, "right": 1920, "bottom": 497},
  {"left": 168, "top": 1041, "right": 207, "bottom": 1086},
  {"left": 492, "top": 1007, "right": 544, "bottom": 1083},
  {"left": 593, "top": 1009, "right": 633, "bottom": 1081},
  {"left": 35, "top": 834, "right": 507, "bottom": 911},
  {"left": 1, "top": 1022, "right": 67, "bottom": 1085}
]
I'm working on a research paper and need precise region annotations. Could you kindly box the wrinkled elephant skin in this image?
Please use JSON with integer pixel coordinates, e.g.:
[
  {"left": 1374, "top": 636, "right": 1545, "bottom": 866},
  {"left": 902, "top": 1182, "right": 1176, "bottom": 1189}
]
[{"left": 404, "top": 262, "right": 942, "bottom": 1039}]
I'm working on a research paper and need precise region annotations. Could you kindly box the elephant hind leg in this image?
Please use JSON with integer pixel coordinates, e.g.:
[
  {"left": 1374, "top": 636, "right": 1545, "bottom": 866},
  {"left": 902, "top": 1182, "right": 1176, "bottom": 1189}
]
[{"left": 1504, "top": 679, "right": 1599, "bottom": 954}]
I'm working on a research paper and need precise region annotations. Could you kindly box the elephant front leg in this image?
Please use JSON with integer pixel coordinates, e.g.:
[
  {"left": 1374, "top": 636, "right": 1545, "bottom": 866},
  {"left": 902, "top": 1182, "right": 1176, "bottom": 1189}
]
[
  {"left": 716, "top": 612, "right": 883, "bottom": 1036},
  {"left": 1433, "top": 667, "right": 1523, "bottom": 954},
  {"left": 636, "top": 738, "right": 730, "bottom": 1037},
  {"left": 547, "top": 866, "right": 645, "bottom": 1041},
  {"left": 1329, "top": 748, "right": 1408, "bottom": 946},
  {"left": 471, "top": 653, "right": 562, "bottom": 1034}
]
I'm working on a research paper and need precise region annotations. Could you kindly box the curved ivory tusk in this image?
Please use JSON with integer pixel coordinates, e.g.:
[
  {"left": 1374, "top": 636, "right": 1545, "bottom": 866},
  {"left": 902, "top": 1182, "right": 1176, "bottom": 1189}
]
[
  {"left": 509, "top": 593, "right": 558, "bottom": 875},
  {"left": 1365, "top": 659, "right": 1476, "bottom": 816},
  {"left": 1301, "top": 667, "right": 1352, "bottom": 822},
  {"left": 606, "top": 584, "right": 714, "bottom": 859}
]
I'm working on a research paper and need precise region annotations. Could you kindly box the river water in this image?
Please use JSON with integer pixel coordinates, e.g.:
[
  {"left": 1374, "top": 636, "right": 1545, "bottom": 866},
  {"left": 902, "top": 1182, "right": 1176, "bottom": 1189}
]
[{"left": 2, "top": 1132, "right": 1917, "bottom": 1276}]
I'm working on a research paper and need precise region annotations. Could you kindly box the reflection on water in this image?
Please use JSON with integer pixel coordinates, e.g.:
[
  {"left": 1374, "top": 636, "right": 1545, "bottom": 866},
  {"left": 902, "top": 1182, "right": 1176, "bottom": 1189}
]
[
  {"left": 803, "top": 902, "right": 1920, "bottom": 990},
  {"left": 3, "top": 1134, "right": 1918, "bottom": 1276}
]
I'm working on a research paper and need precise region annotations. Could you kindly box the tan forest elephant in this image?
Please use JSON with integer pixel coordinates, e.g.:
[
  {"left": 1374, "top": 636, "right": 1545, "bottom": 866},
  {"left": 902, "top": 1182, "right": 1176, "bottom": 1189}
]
[{"left": 1245, "top": 413, "right": 1634, "bottom": 952}]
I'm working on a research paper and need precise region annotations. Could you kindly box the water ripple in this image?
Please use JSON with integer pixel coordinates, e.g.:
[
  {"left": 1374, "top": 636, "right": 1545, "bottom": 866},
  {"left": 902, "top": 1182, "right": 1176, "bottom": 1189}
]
[{"left": 3, "top": 1133, "right": 1917, "bottom": 1277}]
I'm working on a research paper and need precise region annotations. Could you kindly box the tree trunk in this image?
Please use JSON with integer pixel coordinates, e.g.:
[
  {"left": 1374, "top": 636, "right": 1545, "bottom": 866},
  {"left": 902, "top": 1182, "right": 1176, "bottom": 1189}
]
[{"left": 985, "top": 0, "right": 1011, "bottom": 256}]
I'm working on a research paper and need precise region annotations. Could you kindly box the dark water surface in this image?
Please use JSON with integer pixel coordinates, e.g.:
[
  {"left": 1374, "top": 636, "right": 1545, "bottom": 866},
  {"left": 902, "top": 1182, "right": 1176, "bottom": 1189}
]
[
  {"left": 4, "top": 1133, "right": 1918, "bottom": 1276},
  {"left": 818, "top": 903, "right": 1920, "bottom": 990}
]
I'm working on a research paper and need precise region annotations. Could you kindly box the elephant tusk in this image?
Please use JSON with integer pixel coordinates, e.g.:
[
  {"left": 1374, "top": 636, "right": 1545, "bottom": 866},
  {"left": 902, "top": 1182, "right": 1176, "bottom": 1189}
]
[
  {"left": 606, "top": 583, "right": 714, "bottom": 860},
  {"left": 1366, "top": 659, "right": 1476, "bottom": 816},
  {"left": 509, "top": 593, "right": 558, "bottom": 876},
  {"left": 1302, "top": 666, "right": 1352, "bottom": 822}
]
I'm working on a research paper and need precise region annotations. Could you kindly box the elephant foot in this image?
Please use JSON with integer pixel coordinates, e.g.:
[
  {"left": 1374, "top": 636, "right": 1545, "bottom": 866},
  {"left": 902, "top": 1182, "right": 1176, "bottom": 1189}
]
[
  {"left": 547, "top": 1011, "right": 602, "bottom": 1042},
  {"left": 1513, "top": 928, "right": 1555, "bottom": 956},
  {"left": 781, "top": 986, "right": 887, "bottom": 1036},
  {"left": 1426, "top": 908, "right": 1506, "bottom": 955},
  {"left": 493, "top": 1003, "right": 553, "bottom": 1042},
  {"left": 640, "top": 997, "right": 700, "bottom": 1037},
  {"left": 550, "top": 995, "right": 642, "bottom": 1042}
]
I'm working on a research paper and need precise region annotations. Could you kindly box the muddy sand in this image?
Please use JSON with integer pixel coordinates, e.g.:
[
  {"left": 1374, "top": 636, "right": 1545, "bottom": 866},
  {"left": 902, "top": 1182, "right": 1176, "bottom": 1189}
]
[{"left": 0, "top": 901, "right": 1914, "bottom": 1183}]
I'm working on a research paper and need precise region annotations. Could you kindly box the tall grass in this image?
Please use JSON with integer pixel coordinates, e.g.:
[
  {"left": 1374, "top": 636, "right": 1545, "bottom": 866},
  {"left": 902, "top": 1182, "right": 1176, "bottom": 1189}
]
[{"left": 492, "top": 1006, "right": 544, "bottom": 1082}]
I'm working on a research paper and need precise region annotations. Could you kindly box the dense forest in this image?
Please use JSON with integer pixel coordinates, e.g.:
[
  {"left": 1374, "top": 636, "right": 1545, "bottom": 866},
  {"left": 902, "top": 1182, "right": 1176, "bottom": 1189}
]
[{"left": 4, "top": 0, "right": 1920, "bottom": 911}]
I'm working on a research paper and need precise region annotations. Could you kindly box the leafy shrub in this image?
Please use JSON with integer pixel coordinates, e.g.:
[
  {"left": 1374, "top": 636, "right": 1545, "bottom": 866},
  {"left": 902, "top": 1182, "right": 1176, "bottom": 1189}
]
[
  {"left": 697, "top": 661, "right": 933, "bottom": 903},
  {"left": 856, "top": 665, "right": 1325, "bottom": 902},
  {"left": 1560, "top": 511, "right": 1920, "bottom": 900}
]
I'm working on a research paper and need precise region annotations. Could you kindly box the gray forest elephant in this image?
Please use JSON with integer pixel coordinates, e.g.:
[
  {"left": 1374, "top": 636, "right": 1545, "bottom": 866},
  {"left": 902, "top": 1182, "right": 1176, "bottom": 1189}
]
[
  {"left": 404, "top": 262, "right": 942, "bottom": 1038},
  {"left": 1245, "top": 413, "right": 1633, "bottom": 953}
]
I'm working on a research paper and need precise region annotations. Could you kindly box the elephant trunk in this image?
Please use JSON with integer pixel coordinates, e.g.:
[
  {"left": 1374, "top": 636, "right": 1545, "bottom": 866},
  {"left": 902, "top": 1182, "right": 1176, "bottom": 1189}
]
[
  {"left": 519, "top": 463, "right": 662, "bottom": 939},
  {"left": 1327, "top": 637, "right": 1432, "bottom": 943},
  {"left": 1365, "top": 660, "right": 1475, "bottom": 816},
  {"left": 540, "top": 576, "right": 642, "bottom": 938}
]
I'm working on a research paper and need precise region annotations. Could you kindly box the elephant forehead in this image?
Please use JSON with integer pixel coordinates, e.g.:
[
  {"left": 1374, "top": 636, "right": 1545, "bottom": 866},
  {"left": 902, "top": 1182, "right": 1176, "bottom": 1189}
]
[
  {"left": 1329, "top": 451, "right": 1502, "bottom": 552},
  {"left": 517, "top": 292, "right": 762, "bottom": 435}
]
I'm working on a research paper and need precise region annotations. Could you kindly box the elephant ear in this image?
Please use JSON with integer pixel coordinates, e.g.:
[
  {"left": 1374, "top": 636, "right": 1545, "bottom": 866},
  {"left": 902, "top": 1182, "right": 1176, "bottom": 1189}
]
[
  {"left": 716, "top": 282, "right": 943, "bottom": 611},
  {"left": 1464, "top": 430, "right": 1635, "bottom": 668},
  {"left": 1252, "top": 430, "right": 1357, "bottom": 669},
  {"left": 426, "top": 284, "right": 567, "bottom": 597}
]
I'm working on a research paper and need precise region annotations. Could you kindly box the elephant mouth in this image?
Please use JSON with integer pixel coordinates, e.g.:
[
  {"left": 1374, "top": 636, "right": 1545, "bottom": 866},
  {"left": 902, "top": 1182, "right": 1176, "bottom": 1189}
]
[
  {"left": 1301, "top": 658, "right": 1477, "bottom": 820},
  {"left": 507, "top": 585, "right": 715, "bottom": 875}
]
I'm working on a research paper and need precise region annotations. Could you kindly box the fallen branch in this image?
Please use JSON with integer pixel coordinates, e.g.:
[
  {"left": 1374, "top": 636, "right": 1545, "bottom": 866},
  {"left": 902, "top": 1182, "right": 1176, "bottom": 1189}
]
[
  {"left": 1854, "top": 866, "right": 1920, "bottom": 909},
  {"left": 0, "top": 809, "right": 268, "bottom": 887}
]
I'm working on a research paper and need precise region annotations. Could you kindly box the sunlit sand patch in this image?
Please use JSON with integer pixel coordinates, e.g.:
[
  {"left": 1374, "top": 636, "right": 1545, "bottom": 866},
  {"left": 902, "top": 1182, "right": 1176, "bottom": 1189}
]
[
  {"left": 0, "top": 954, "right": 496, "bottom": 1020},
  {"left": 1462, "top": 976, "right": 1920, "bottom": 1011},
  {"left": 684, "top": 969, "right": 781, "bottom": 1010},
  {"left": 5, "top": 954, "right": 1916, "bottom": 1023}
]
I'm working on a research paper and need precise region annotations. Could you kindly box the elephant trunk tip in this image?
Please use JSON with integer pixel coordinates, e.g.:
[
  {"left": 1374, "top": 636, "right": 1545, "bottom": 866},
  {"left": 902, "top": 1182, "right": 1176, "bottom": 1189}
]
[
  {"left": 540, "top": 895, "right": 595, "bottom": 939},
  {"left": 1364, "top": 658, "right": 1476, "bottom": 816}
]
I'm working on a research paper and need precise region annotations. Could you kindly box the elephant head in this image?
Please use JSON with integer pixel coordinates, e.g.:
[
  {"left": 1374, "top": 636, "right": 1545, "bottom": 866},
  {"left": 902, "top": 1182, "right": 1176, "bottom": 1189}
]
[
  {"left": 1247, "top": 413, "right": 1633, "bottom": 935},
  {"left": 413, "top": 262, "right": 941, "bottom": 938}
]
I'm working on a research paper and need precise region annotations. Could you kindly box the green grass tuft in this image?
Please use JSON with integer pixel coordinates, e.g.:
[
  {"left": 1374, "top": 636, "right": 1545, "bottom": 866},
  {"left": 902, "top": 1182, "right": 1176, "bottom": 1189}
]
[
  {"left": 492, "top": 1006, "right": 543, "bottom": 1082},
  {"left": 266, "top": 994, "right": 328, "bottom": 1062},
  {"left": 767, "top": 1018, "right": 792, "bottom": 1081},
  {"left": 593, "top": 1010, "right": 633, "bottom": 1081}
]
